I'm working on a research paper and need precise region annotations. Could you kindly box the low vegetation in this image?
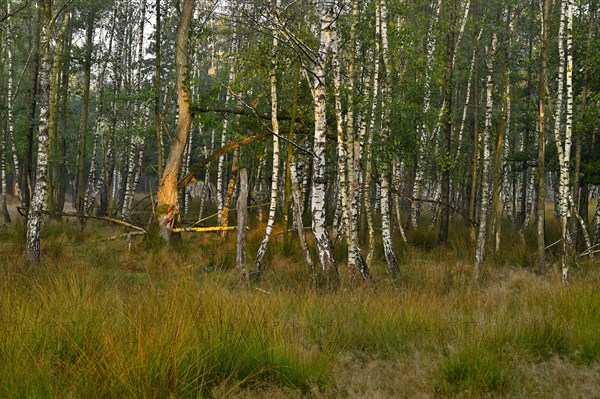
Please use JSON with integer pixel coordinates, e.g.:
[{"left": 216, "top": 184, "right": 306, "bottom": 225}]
[{"left": 1, "top": 217, "right": 599, "bottom": 398}]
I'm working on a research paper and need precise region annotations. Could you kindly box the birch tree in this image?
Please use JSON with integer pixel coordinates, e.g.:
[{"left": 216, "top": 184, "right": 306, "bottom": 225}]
[
  {"left": 255, "top": 0, "right": 281, "bottom": 276},
  {"left": 474, "top": 33, "right": 497, "bottom": 280},
  {"left": 312, "top": 0, "right": 338, "bottom": 285},
  {"left": 378, "top": 0, "right": 399, "bottom": 275},
  {"left": 25, "top": 0, "right": 54, "bottom": 265}
]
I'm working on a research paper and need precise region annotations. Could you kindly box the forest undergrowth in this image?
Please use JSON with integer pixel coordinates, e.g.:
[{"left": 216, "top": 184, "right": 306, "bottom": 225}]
[{"left": 1, "top": 215, "right": 599, "bottom": 398}]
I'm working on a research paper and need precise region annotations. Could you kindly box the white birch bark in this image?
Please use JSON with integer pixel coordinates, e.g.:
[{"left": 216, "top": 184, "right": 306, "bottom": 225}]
[
  {"left": 182, "top": 125, "right": 193, "bottom": 217},
  {"left": 346, "top": 0, "right": 368, "bottom": 280},
  {"left": 216, "top": 59, "right": 236, "bottom": 225},
  {"left": 553, "top": 0, "right": 573, "bottom": 284},
  {"left": 6, "top": 31, "right": 21, "bottom": 202},
  {"left": 410, "top": 0, "right": 442, "bottom": 227},
  {"left": 85, "top": 24, "right": 114, "bottom": 214},
  {"left": 364, "top": 9, "right": 382, "bottom": 266},
  {"left": 378, "top": 0, "right": 399, "bottom": 275},
  {"left": 122, "top": 0, "right": 147, "bottom": 220},
  {"left": 594, "top": 197, "right": 600, "bottom": 245},
  {"left": 312, "top": 0, "right": 338, "bottom": 284},
  {"left": 455, "top": 28, "right": 483, "bottom": 165},
  {"left": 331, "top": 5, "right": 348, "bottom": 242},
  {"left": 474, "top": 34, "right": 497, "bottom": 279},
  {"left": 198, "top": 128, "right": 215, "bottom": 220},
  {"left": 256, "top": 0, "right": 281, "bottom": 275},
  {"left": 26, "top": 0, "right": 53, "bottom": 265}
]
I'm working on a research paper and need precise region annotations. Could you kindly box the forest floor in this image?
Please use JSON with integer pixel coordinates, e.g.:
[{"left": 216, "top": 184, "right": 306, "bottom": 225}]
[{"left": 1, "top": 210, "right": 599, "bottom": 398}]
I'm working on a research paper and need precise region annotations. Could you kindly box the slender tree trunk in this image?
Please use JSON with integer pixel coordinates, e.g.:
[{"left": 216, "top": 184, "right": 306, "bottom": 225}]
[
  {"left": 346, "top": 0, "right": 368, "bottom": 280},
  {"left": 378, "top": 0, "right": 400, "bottom": 275},
  {"left": 491, "top": 9, "right": 514, "bottom": 252},
  {"left": 23, "top": 6, "right": 42, "bottom": 209},
  {"left": 4, "top": 6, "right": 22, "bottom": 206},
  {"left": 0, "top": 26, "right": 10, "bottom": 223},
  {"left": 256, "top": 0, "right": 281, "bottom": 276},
  {"left": 411, "top": 0, "right": 442, "bottom": 228},
  {"left": 474, "top": 34, "right": 497, "bottom": 280},
  {"left": 156, "top": 0, "right": 195, "bottom": 241},
  {"left": 76, "top": 9, "right": 94, "bottom": 228},
  {"left": 573, "top": 0, "right": 596, "bottom": 247},
  {"left": 47, "top": 14, "right": 69, "bottom": 215},
  {"left": 312, "top": 0, "right": 338, "bottom": 286},
  {"left": 25, "top": 0, "right": 53, "bottom": 265},
  {"left": 438, "top": 1, "right": 457, "bottom": 245},
  {"left": 537, "top": 0, "right": 550, "bottom": 273},
  {"left": 237, "top": 169, "right": 249, "bottom": 286},
  {"left": 155, "top": 0, "right": 164, "bottom": 180},
  {"left": 468, "top": 0, "right": 480, "bottom": 229},
  {"left": 216, "top": 60, "right": 236, "bottom": 225}
]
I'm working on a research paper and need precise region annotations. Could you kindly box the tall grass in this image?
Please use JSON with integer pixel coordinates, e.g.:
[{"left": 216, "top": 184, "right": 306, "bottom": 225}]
[{"left": 1, "top": 217, "right": 599, "bottom": 397}]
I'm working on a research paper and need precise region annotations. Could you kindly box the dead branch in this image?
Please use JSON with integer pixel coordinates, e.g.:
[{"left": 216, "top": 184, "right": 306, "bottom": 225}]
[
  {"left": 17, "top": 207, "right": 148, "bottom": 233},
  {"left": 178, "top": 133, "right": 269, "bottom": 190},
  {"left": 172, "top": 226, "right": 239, "bottom": 233}
]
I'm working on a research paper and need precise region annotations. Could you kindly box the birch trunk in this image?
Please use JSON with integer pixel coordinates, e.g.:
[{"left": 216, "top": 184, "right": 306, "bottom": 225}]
[
  {"left": 25, "top": 0, "right": 53, "bottom": 265},
  {"left": 438, "top": 1, "right": 457, "bottom": 245},
  {"left": 411, "top": 0, "right": 442, "bottom": 228},
  {"left": 122, "top": 1, "right": 147, "bottom": 221},
  {"left": 312, "top": 0, "right": 338, "bottom": 285},
  {"left": 237, "top": 169, "right": 249, "bottom": 286},
  {"left": 47, "top": 14, "right": 69, "bottom": 214},
  {"left": 378, "top": 0, "right": 399, "bottom": 275},
  {"left": 23, "top": 6, "right": 42, "bottom": 209},
  {"left": 216, "top": 60, "right": 236, "bottom": 225},
  {"left": 5, "top": 13, "right": 21, "bottom": 203},
  {"left": 558, "top": 0, "right": 574, "bottom": 283},
  {"left": 364, "top": 6, "right": 381, "bottom": 266},
  {"left": 572, "top": 0, "right": 595, "bottom": 249},
  {"left": 0, "top": 28, "right": 9, "bottom": 223},
  {"left": 474, "top": 34, "right": 497, "bottom": 280},
  {"left": 255, "top": 0, "right": 281, "bottom": 276},
  {"left": 346, "top": 0, "right": 368, "bottom": 280}
]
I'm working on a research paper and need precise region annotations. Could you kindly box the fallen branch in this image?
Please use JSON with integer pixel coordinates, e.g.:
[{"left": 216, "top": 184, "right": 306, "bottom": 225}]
[
  {"left": 17, "top": 207, "right": 147, "bottom": 233},
  {"left": 178, "top": 133, "right": 269, "bottom": 190},
  {"left": 172, "top": 226, "right": 238, "bottom": 233}
]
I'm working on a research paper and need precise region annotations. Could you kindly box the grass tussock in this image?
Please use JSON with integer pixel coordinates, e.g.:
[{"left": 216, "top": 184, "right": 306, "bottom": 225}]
[{"left": 1, "top": 217, "right": 599, "bottom": 397}]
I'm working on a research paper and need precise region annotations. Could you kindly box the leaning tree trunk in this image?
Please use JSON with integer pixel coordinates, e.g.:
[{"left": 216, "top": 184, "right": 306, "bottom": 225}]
[
  {"left": 156, "top": 0, "right": 195, "bottom": 241},
  {"left": 26, "top": 0, "right": 53, "bottom": 265},
  {"left": 312, "top": 0, "right": 338, "bottom": 286},
  {"left": 474, "top": 34, "right": 497, "bottom": 280},
  {"left": 255, "top": 0, "right": 281, "bottom": 277}
]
